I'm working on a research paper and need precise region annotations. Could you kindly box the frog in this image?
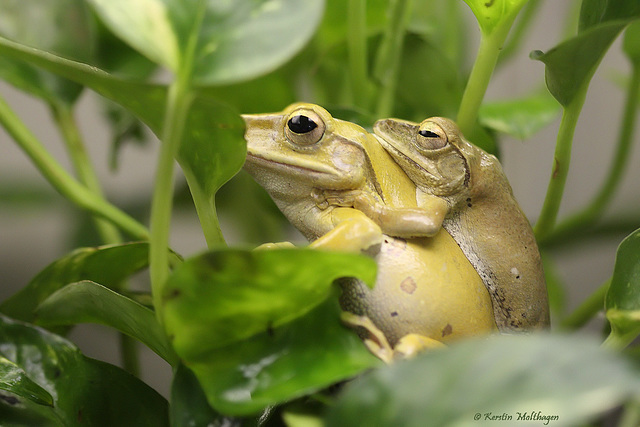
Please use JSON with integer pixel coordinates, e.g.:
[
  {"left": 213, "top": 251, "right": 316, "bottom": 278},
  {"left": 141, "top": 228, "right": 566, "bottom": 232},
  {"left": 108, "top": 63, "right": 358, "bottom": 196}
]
[
  {"left": 242, "top": 103, "right": 497, "bottom": 363},
  {"left": 370, "top": 116, "right": 550, "bottom": 332}
]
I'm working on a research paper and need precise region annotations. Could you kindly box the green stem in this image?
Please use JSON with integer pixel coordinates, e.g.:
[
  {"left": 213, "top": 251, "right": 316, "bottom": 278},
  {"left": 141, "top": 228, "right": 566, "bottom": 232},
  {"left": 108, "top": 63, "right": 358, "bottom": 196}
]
[
  {"left": 149, "top": 2, "right": 204, "bottom": 315},
  {"left": 184, "top": 174, "right": 225, "bottom": 248},
  {"left": 534, "top": 91, "right": 587, "bottom": 239},
  {"left": 560, "top": 279, "right": 609, "bottom": 330},
  {"left": 456, "top": 32, "right": 502, "bottom": 135},
  {"left": 619, "top": 399, "right": 640, "bottom": 427},
  {"left": 602, "top": 328, "right": 639, "bottom": 351},
  {"left": 540, "top": 65, "right": 640, "bottom": 243},
  {"left": 0, "top": 94, "right": 149, "bottom": 240},
  {"left": 348, "top": 0, "right": 369, "bottom": 110},
  {"left": 373, "top": 0, "right": 412, "bottom": 118},
  {"left": 52, "top": 103, "right": 122, "bottom": 244}
]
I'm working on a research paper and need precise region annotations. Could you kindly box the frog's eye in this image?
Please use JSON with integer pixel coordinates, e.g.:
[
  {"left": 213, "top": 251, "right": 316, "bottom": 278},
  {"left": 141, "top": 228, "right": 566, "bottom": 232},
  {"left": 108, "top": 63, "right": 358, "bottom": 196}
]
[
  {"left": 416, "top": 121, "right": 448, "bottom": 150},
  {"left": 285, "top": 110, "right": 326, "bottom": 146}
]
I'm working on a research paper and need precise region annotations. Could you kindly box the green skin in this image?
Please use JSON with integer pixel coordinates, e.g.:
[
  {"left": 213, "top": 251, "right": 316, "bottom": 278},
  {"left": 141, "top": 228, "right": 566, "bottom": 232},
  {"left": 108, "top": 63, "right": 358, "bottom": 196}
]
[{"left": 373, "top": 116, "right": 550, "bottom": 332}]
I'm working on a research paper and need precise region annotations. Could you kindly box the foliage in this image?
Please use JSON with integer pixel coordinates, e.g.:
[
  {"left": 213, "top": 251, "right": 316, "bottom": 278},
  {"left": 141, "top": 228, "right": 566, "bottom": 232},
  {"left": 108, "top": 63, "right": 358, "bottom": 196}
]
[{"left": 0, "top": 0, "right": 640, "bottom": 425}]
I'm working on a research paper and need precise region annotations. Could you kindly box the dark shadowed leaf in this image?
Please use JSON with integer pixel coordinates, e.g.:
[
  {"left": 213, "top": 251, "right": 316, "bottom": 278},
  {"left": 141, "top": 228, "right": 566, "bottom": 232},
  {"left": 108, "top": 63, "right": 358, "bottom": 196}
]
[
  {"left": 326, "top": 334, "right": 640, "bottom": 427},
  {"left": 0, "top": 315, "right": 168, "bottom": 426},
  {"left": 35, "top": 281, "right": 177, "bottom": 365},
  {"left": 0, "top": 243, "right": 153, "bottom": 322}
]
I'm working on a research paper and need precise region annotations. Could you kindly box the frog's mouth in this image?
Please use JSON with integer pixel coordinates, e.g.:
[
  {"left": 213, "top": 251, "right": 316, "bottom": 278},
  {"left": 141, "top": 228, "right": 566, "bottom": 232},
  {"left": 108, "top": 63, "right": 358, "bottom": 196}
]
[{"left": 245, "top": 150, "right": 342, "bottom": 180}]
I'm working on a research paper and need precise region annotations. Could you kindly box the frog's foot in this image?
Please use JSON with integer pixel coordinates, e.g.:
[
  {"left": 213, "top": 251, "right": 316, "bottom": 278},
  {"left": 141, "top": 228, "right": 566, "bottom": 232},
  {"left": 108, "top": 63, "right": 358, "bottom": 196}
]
[
  {"left": 340, "top": 312, "right": 394, "bottom": 364},
  {"left": 254, "top": 242, "right": 297, "bottom": 251},
  {"left": 341, "top": 313, "right": 446, "bottom": 363},
  {"left": 393, "top": 333, "right": 446, "bottom": 359}
]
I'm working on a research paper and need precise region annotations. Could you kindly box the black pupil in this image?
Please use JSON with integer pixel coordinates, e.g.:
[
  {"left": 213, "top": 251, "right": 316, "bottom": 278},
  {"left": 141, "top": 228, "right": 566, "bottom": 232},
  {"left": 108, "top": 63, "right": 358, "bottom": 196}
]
[
  {"left": 288, "top": 115, "right": 318, "bottom": 134},
  {"left": 418, "top": 130, "right": 440, "bottom": 138}
]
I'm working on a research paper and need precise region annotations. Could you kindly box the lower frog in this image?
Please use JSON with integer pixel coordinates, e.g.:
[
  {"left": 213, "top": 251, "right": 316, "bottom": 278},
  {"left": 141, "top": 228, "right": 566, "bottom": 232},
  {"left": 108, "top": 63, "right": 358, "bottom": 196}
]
[
  {"left": 372, "top": 116, "right": 550, "bottom": 332},
  {"left": 242, "top": 103, "right": 497, "bottom": 362}
]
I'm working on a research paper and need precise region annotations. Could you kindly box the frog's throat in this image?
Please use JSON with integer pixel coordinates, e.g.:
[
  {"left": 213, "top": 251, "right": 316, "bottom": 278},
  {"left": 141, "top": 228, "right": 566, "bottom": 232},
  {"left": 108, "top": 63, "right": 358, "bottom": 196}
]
[{"left": 245, "top": 149, "right": 343, "bottom": 178}]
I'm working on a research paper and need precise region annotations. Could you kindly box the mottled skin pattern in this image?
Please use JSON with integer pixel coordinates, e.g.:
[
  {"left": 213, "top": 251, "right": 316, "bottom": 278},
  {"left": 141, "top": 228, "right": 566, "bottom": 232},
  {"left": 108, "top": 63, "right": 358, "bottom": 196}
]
[
  {"left": 242, "top": 103, "right": 497, "bottom": 361},
  {"left": 374, "top": 117, "right": 550, "bottom": 332}
]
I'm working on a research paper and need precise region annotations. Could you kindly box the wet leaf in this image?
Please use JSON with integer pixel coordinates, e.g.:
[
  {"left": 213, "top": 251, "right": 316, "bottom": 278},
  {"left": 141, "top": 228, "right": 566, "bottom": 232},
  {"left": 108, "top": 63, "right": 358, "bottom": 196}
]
[
  {"left": 605, "top": 228, "right": 640, "bottom": 347},
  {"left": 479, "top": 89, "right": 560, "bottom": 139},
  {"left": 35, "top": 281, "right": 178, "bottom": 365},
  {"left": 0, "top": 243, "right": 153, "bottom": 322},
  {"left": 0, "top": 315, "right": 169, "bottom": 426},
  {"left": 162, "top": 248, "right": 376, "bottom": 357},
  {"left": 87, "top": 0, "right": 325, "bottom": 86},
  {"left": 187, "top": 296, "right": 380, "bottom": 416},
  {"left": 0, "top": 356, "right": 53, "bottom": 407},
  {"left": 326, "top": 334, "right": 640, "bottom": 427}
]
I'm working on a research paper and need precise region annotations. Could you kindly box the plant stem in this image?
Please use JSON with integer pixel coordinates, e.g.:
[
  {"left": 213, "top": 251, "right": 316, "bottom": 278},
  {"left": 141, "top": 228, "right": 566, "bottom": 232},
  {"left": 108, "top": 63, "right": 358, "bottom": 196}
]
[
  {"left": 52, "top": 103, "right": 122, "bottom": 244},
  {"left": 183, "top": 174, "right": 225, "bottom": 247},
  {"left": 0, "top": 94, "right": 149, "bottom": 240},
  {"left": 619, "top": 399, "right": 640, "bottom": 427},
  {"left": 148, "top": 2, "right": 203, "bottom": 316},
  {"left": 540, "top": 65, "right": 640, "bottom": 243},
  {"left": 52, "top": 103, "right": 140, "bottom": 375},
  {"left": 373, "top": 0, "right": 412, "bottom": 118},
  {"left": 348, "top": 0, "right": 369, "bottom": 110},
  {"left": 534, "top": 90, "right": 587, "bottom": 239},
  {"left": 560, "top": 279, "right": 609, "bottom": 330}
]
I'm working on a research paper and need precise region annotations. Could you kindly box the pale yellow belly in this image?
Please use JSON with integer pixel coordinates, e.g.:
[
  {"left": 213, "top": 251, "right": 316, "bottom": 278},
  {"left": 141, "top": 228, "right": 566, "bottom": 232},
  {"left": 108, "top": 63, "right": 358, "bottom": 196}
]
[{"left": 339, "top": 229, "right": 497, "bottom": 346}]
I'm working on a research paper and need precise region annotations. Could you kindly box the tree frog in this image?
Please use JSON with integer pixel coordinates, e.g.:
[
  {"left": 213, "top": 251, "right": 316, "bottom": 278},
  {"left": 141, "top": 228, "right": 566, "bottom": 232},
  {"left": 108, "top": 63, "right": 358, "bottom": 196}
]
[
  {"left": 242, "top": 103, "right": 497, "bottom": 362},
  {"left": 373, "top": 116, "right": 550, "bottom": 332}
]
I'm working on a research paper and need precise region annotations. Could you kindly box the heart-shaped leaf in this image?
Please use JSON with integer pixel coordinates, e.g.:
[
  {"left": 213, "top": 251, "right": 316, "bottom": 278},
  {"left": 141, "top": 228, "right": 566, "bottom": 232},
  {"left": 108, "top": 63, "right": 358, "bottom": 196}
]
[
  {"left": 162, "top": 248, "right": 376, "bottom": 357},
  {"left": 326, "top": 334, "right": 640, "bottom": 426},
  {"left": 35, "top": 280, "right": 178, "bottom": 365},
  {"left": 605, "top": 228, "right": 640, "bottom": 348},
  {"left": 87, "top": 0, "right": 325, "bottom": 86},
  {"left": 0, "top": 315, "right": 169, "bottom": 426},
  {"left": 0, "top": 243, "right": 154, "bottom": 322}
]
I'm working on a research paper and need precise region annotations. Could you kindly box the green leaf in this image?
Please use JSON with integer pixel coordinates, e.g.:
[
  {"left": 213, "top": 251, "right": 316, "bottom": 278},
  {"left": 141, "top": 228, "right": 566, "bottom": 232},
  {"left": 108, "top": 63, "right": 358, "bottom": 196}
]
[
  {"left": 0, "top": 356, "right": 53, "bottom": 407},
  {"left": 605, "top": 228, "right": 640, "bottom": 348},
  {"left": 462, "top": 0, "right": 528, "bottom": 36},
  {"left": 532, "top": 1, "right": 640, "bottom": 107},
  {"left": 34, "top": 281, "right": 178, "bottom": 366},
  {"left": 88, "top": 0, "right": 325, "bottom": 86},
  {"left": 326, "top": 334, "right": 640, "bottom": 427},
  {"left": 0, "top": 243, "right": 153, "bottom": 322},
  {"left": 0, "top": 0, "right": 94, "bottom": 104},
  {"left": 478, "top": 89, "right": 560, "bottom": 139},
  {"left": 188, "top": 296, "right": 380, "bottom": 416},
  {"left": 0, "top": 315, "right": 169, "bottom": 426},
  {"left": 162, "top": 248, "right": 377, "bottom": 357}
]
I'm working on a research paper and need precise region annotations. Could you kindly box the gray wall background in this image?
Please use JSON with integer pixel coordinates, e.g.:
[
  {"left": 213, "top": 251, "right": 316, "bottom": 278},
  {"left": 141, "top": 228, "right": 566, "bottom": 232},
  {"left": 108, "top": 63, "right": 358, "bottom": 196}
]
[{"left": 1, "top": 2, "right": 639, "bottom": 396}]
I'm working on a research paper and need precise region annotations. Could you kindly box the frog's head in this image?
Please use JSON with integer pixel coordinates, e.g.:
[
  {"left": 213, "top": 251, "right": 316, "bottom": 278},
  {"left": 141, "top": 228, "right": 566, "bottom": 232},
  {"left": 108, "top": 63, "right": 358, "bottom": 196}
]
[
  {"left": 373, "top": 117, "right": 469, "bottom": 196},
  {"left": 243, "top": 103, "right": 378, "bottom": 199}
]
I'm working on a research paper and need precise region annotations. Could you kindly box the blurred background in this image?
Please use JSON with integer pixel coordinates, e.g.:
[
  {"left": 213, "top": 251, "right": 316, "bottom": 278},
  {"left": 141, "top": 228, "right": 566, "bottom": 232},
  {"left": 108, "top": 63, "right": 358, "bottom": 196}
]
[{"left": 1, "top": 1, "right": 639, "bottom": 397}]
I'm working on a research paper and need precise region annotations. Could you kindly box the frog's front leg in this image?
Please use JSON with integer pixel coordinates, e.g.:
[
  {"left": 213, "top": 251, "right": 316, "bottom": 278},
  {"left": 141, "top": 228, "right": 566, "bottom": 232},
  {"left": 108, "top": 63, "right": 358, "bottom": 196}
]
[
  {"left": 254, "top": 242, "right": 297, "bottom": 250},
  {"left": 341, "top": 312, "right": 445, "bottom": 364},
  {"left": 321, "top": 189, "right": 449, "bottom": 238},
  {"left": 309, "top": 207, "right": 383, "bottom": 253}
]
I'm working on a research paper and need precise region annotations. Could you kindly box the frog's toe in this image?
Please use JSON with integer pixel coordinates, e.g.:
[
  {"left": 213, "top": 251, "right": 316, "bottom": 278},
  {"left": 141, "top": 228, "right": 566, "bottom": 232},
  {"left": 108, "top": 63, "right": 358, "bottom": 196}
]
[
  {"left": 393, "top": 333, "right": 446, "bottom": 360},
  {"left": 254, "top": 241, "right": 297, "bottom": 250}
]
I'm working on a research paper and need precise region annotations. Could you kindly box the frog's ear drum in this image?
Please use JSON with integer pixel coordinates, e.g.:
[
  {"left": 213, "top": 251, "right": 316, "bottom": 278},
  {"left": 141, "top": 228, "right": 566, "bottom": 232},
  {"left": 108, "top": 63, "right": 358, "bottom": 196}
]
[
  {"left": 416, "top": 121, "right": 448, "bottom": 151},
  {"left": 285, "top": 109, "right": 326, "bottom": 146}
]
